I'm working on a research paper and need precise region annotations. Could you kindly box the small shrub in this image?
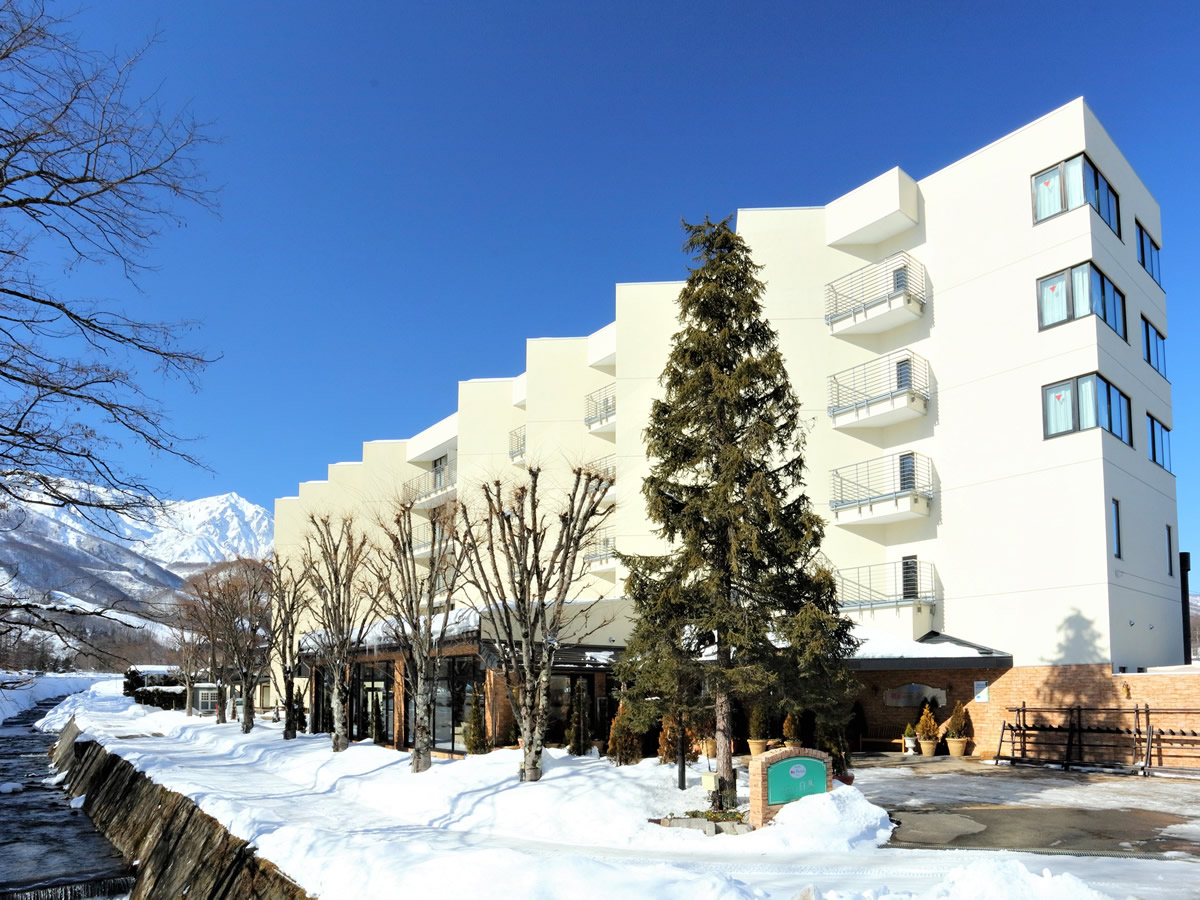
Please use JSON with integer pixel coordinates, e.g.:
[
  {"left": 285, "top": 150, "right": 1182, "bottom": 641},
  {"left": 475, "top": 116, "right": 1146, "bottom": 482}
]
[
  {"left": 685, "top": 808, "right": 744, "bottom": 823},
  {"left": 566, "top": 681, "right": 589, "bottom": 756},
  {"left": 464, "top": 685, "right": 491, "bottom": 755},
  {"left": 748, "top": 702, "right": 768, "bottom": 740},
  {"left": 916, "top": 704, "right": 939, "bottom": 741},
  {"left": 783, "top": 712, "right": 800, "bottom": 742},
  {"left": 369, "top": 693, "right": 385, "bottom": 743},
  {"left": 133, "top": 686, "right": 185, "bottom": 711},
  {"left": 903, "top": 721, "right": 915, "bottom": 738},
  {"left": 606, "top": 701, "right": 642, "bottom": 766},
  {"left": 123, "top": 667, "right": 145, "bottom": 698},
  {"left": 657, "top": 714, "right": 699, "bottom": 764},
  {"left": 946, "top": 700, "right": 969, "bottom": 739}
]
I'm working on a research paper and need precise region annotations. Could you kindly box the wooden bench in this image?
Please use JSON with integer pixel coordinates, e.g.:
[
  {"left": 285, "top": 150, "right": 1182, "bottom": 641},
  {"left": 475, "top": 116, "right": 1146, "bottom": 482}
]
[{"left": 859, "top": 725, "right": 905, "bottom": 751}]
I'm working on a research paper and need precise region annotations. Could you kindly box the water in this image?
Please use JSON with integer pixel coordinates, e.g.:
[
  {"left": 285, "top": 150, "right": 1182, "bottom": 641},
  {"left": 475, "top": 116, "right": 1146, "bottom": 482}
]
[{"left": 0, "top": 699, "right": 133, "bottom": 899}]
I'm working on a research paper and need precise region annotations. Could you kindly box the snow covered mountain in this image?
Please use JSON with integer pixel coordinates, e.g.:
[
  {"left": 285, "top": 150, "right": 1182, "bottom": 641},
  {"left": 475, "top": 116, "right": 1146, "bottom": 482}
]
[{"left": 0, "top": 490, "right": 273, "bottom": 636}]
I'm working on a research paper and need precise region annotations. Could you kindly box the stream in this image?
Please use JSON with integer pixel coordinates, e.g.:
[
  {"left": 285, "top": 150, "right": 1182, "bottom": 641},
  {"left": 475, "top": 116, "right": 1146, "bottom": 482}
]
[{"left": 0, "top": 697, "right": 134, "bottom": 900}]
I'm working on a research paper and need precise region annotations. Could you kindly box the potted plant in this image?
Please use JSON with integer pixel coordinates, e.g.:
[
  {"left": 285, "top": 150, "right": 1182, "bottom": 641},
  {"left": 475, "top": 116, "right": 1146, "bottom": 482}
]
[
  {"left": 783, "top": 712, "right": 802, "bottom": 749},
  {"left": 915, "top": 704, "right": 939, "bottom": 756},
  {"left": 902, "top": 721, "right": 918, "bottom": 754},
  {"left": 747, "top": 702, "right": 770, "bottom": 756},
  {"left": 944, "top": 701, "right": 970, "bottom": 757}
]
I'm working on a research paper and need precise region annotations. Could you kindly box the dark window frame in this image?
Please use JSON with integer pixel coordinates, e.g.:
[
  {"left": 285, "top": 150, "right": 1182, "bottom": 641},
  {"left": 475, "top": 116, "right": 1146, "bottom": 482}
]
[
  {"left": 1031, "top": 153, "right": 1121, "bottom": 237},
  {"left": 1112, "top": 498, "right": 1122, "bottom": 559},
  {"left": 1142, "top": 316, "right": 1167, "bottom": 379},
  {"left": 1147, "top": 413, "right": 1172, "bottom": 473},
  {"left": 1042, "top": 372, "right": 1133, "bottom": 445},
  {"left": 1167, "top": 525, "right": 1174, "bottom": 576},
  {"left": 1036, "top": 260, "right": 1127, "bottom": 339},
  {"left": 1136, "top": 220, "right": 1162, "bottom": 286}
]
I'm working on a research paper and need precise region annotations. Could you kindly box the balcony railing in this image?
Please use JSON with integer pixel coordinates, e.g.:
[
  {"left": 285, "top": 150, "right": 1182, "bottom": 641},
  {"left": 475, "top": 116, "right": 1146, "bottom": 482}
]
[
  {"left": 825, "top": 251, "right": 927, "bottom": 325},
  {"left": 827, "top": 349, "right": 930, "bottom": 417},
  {"left": 584, "top": 527, "right": 616, "bottom": 562},
  {"left": 509, "top": 425, "right": 526, "bottom": 460},
  {"left": 830, "top": 452, "right": 933, "bottom": 510},
  {"left": 584, "top": 383, "right": 616, "bottom": 426},
  {"left": 403, "top": 459, "right": 457, "bottom": 504},
  {"left": 411, "top": 522, "right": 435, "bottom": 555},
  {"left": 585, "top": 454, "right": 616, "bottom": 480},
  {"left": 835, "top": 560, "right": 936, "bottom": 611}
]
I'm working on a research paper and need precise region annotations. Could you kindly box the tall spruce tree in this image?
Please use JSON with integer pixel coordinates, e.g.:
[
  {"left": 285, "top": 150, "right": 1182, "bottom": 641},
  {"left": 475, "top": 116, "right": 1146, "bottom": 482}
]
[{"left": 629, "top": 215, "right": 857, "bottom": 804}]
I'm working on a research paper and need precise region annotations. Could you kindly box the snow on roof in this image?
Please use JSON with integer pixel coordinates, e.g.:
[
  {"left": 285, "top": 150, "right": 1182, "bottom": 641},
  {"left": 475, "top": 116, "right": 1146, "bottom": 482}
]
[{"left": 852, "top": 625, "right": 988, "bottom": 660}]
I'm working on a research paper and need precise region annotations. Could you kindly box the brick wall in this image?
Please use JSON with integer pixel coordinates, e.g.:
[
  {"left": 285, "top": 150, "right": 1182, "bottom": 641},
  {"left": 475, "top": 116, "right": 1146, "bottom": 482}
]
[{"left": 853, "top": 664, "right": 1200, "bottom": 768}]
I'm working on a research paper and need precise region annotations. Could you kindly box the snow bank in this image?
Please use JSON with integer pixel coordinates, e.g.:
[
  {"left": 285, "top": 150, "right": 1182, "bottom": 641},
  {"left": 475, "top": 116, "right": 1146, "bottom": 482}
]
[
  {"left": 744, "top": 783, "right": 893, "bottom": 852},
  {"left": 915, "top": 860, "right": 1109, "bottom": 899},
  {"left": 0, "top": 671, "right": 121, "bottom": 724}
]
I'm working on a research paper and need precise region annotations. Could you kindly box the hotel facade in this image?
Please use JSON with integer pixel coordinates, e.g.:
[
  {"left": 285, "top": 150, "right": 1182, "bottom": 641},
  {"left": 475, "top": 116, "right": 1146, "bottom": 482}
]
[{"left": 275, "top": 99, "right": 1193, "bottom": 760}]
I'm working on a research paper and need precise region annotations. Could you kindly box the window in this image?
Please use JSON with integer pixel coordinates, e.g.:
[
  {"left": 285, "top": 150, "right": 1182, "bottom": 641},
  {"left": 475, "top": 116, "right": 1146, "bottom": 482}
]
[
  {"left": 901, "top": 555, "right": 918, "bottom": 600},
  {"left": 1136, "top": 221, "right": 1162, "bottom": 285},
  {"left": 1033, "top": 154, "right": 1120, "bottom": 235},
  {"left": 1142, "top": 318, "right": 1167, "bottom": 378},
  {"left": 1037, "top": 262, "right": 1125, "bottom": 338},
  {"left": 432, "top": 454, "right": 447, "bottom": 488},
  {"left": 1167, "top": 525, "right": 1174, "bottom": 576},
  {"left": 1111, "top": 499, "right": 1121, "bottom": 559},
  {"left": 1043, "top": 373, "right": 1131, "bottom": 444},
  {"left": 1147, "top": 414, "right": 1172, "bottom": 471},
  {"left": 198, "top": 689, "right": 217, "bottom": 714},
  {"left": 895, "top": 357, "right": 912, "bottom": 391},
  {"left": 898, "top": 452, "right": 916, "bottom": 492}
]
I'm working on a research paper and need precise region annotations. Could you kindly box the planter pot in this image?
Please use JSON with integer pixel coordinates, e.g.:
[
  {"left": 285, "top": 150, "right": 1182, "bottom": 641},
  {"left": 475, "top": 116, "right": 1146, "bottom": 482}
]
[
  {"left": 903, "top": 736, "right": 918, "bottom": 754},
  {"left": 833, "top": 772, "right": 855, "bottom": 786},
  {"left": 918, "top": 739, "right": 938, "bottom": 757},
  {"left": 785, "top": 740, "right": 802, "bottom": 749},
  {"left": 703, "top": 738, "right": 717, "bottom": 758},
  {"left": 747, "top": 739, "right": 769, "bottom": 757},
  {"left": 945, "top": 737, "right": 968, "bottom": 757}
]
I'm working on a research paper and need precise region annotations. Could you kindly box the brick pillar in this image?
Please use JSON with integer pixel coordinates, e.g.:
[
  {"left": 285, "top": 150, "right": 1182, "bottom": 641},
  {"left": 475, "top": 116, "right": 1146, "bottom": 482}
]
[{"left": 748, "top": 746, "right": 833, "bottom": 830}]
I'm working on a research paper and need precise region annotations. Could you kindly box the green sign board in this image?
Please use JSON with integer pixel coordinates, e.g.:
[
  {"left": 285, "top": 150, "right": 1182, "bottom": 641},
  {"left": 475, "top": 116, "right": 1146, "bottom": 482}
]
[{"left": 766, "top": 756, "right": 828, "bottom": 805}]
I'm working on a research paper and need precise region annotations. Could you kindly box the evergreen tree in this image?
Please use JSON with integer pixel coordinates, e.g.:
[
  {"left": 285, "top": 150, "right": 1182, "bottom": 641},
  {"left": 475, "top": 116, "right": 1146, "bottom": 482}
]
[
  {"left": 369, "top": 693, "right": 384, "bottom": 744},
  {"left": 566, "top": 681, "right": 590, "bottom": 756},
  {"left": 627, "top": 216, "right": 858, "bottom": 804},
  {"left": 464, "top": 683, "right": 491, "bottom": 755},
  {"left": 606, "top": 701, "right": 643, "bottom": 766}
]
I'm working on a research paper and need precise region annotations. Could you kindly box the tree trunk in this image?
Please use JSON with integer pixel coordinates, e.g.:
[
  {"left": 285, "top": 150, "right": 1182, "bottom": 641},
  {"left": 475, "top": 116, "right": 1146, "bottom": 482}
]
[
  {"left": 519, "top": 668, "right": 549, "bottom": 782},
  {"left": 282, "top": 673, "right": 297, "bottom": 740},
  {"left": 183, "top": 675, "right": 194, "bottom": 717},
  {"left": 215, "top": 682, "right": 227, "bottom": 725},
  {"left": 714, "top": 688, "right": 735, "bottom": 809},
  {"left": 676, "top": 712, "right": 687, "bottom": 791},
  {"left": 411, "top": 668, "right": 434, "bottom": 774},
  {"left": 330, "top": 675, "right": 350, "bottom": 752},
  {"left": 240, "top": 675, "right": 254, "bottom": 734}
]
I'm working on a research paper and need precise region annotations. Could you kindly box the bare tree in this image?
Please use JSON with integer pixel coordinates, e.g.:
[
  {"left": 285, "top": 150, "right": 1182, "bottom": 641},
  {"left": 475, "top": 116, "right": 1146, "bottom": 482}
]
[
  {"left": 0, "top": 1, "right": 214, "bottom": 653},
  {"left": 170, "top": 595, "right": 206, "bottom": 716},
  {"left": 186, "top": 567, "right": 231, "bottom": 724},
  {"left": 369, "top": 500, "right": 461, "bottom": 772},
  {"left": 458, "top": 465, "right": 613, "bottom": 783},
  {"left": 302, "top": 514, "right": 374, "bottom": 752},
  {"left": 269, "top": 551, "right": 309, "bottom": 740},
  {"left": 208, "top": 558, "right": 272, "bottom": 734}
]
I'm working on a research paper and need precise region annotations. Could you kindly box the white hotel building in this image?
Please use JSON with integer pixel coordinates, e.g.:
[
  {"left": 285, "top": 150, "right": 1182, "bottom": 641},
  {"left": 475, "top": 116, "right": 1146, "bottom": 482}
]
[{"left": 276, "top": 99, "right": 1189, "bottom": 755}]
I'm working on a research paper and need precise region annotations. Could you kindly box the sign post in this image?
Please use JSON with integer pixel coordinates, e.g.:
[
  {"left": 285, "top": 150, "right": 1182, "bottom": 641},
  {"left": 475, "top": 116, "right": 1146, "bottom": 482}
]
[{"left": 748, "top": 746, "right": 834, "bottom": 829}]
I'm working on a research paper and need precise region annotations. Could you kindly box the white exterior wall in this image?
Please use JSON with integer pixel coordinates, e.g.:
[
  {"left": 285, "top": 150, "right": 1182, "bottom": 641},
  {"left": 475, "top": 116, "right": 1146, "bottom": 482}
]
[{"left": 275, "top": 98, "right": 1181, "bottom": 673}]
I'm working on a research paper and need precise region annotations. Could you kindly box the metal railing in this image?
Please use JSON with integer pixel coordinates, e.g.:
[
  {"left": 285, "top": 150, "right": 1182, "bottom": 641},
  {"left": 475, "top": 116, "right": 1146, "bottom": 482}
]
[
  {"left": 834, "top": 559, "right": 936, "bottom": 611},
  {"left": 584, "top": 527, "right": 616, "bottom": 562},
  {"left": 827, "top": 349, "right": 930, "bottom": 416},
  {"left": 411, "top": 522, "right": 434, "bottom": 554},
  {"left": 830, "top": 452, "right": 933, "bottom": 510},
  {"left": 584, "top": 383, "right": 617, "bottom": 425},
  {"left": 403, "top": 459, "right": 457, "bottom": 503},
  {"left": 585, "top": 454, "right": 616, "bottom": 480},
  {"left": 825, "top": 251, "right": 927, "bottom": 324},
  {"left": 509, "top": 425, "right": 526, "bottom": 460}
]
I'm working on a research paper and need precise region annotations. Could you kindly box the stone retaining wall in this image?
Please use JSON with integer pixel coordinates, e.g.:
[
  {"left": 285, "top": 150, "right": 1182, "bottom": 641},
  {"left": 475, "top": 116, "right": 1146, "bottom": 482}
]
[{"left": 51, "top": 719, "right": 313, "bottom": 900}]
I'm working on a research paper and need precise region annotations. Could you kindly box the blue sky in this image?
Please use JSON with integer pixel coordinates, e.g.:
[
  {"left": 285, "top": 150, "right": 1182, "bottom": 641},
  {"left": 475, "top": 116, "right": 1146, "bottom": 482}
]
[{"left": 63, "top": 1, "right": 1200, "bottom": 542}]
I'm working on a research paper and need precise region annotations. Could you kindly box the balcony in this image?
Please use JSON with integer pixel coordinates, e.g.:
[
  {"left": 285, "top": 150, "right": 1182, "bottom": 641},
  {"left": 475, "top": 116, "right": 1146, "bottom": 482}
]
[
  {"left": 829, "top": 452, "right": 933, "bottom": 526},
  {"left": 584, "top": 526, "right": 616, "bottom": 574},
  {"left": 827, "top": 349, "right": 929, "bottom": 430},
  {"left": 825, "top": 252, "right": 926, "bottom": 336},
  {"left": 585, "top": 454, "right": 616, "bottom": 506},
  {"left": 411, "top": 522, "right": 436, "bottom": 559},
  {"left": 509, "top": 425, "right": 526, "bottom": 464},
  {"left": 584, "top": 384, "right": 617, "bottom": 434},
  {"left": 403, "top": 459, "right": 457, "bottom": 508},
  {"left": 835, "top": 559, "right": 936, "bottom": 612}
]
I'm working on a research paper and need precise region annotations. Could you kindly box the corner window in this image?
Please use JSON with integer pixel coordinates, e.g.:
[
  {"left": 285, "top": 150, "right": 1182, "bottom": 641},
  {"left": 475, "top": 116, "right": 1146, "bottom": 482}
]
[
  {"left": 1043, "top": 373, "right": 1131, "bottom": 444},
  {"left": 1142, "top": 318, "right": 1167, "bottom": 378},
  {"left": 1033, "top": 154, "right": 1120, "bottom": 236},
  {"left": 1147, "top": 415, "right": 1172, "bottom": 472},
  {"left": 1136, "top": 221, "right": 1162, "bottom": 285},
  {"left": 1037, "top": 262, "right": 1125, "bottom": 338},
  {"left": 1111, "top": 499, "right": 1121, "bottom": 559}
]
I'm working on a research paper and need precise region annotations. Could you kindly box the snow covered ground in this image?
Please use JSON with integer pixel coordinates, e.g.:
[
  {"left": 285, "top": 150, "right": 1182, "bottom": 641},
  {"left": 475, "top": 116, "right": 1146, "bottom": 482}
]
[
  {"left": 36, "top": 681, "right": 1200, "bottom": 900},
  {"left": 0, "top": 672, "right": 120, "bottom": 724}
]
